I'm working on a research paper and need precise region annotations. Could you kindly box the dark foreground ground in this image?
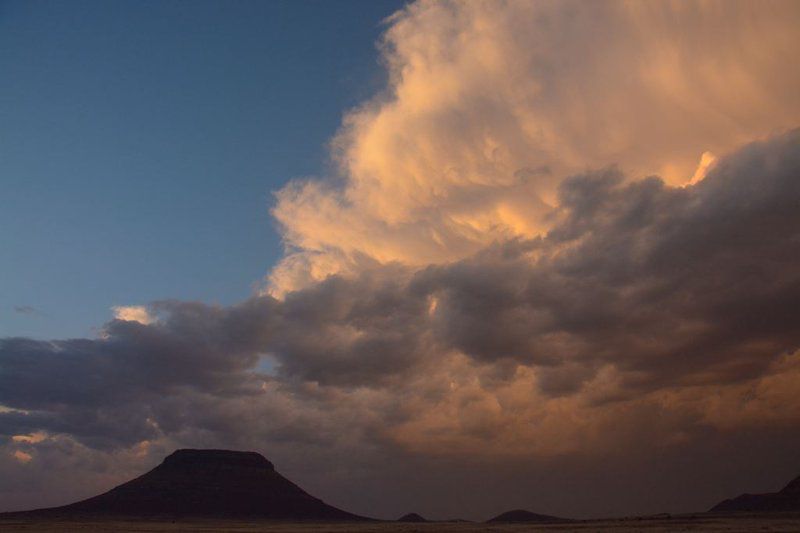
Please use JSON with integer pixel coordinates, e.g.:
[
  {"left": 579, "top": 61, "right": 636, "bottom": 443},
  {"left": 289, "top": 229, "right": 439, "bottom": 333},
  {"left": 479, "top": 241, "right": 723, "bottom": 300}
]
[{"left": 2, "top": 514, "right": 800, "bottom": 533}]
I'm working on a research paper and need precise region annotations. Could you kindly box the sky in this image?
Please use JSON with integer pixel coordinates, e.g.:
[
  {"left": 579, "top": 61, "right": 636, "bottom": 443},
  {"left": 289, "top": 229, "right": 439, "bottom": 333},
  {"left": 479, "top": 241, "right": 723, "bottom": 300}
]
[
  {"left": 0, "top": 0, "right": 403, "bottom": 339},
  {"left": 2, "top": 0, "right": 800, "bottom": 522}
]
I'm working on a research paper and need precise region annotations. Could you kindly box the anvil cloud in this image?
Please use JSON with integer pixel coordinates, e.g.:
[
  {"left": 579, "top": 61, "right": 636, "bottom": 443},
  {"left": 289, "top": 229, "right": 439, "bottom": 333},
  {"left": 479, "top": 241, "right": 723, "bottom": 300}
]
[{"left": 3, "top": 0, "right": 800, "bottom": 520}]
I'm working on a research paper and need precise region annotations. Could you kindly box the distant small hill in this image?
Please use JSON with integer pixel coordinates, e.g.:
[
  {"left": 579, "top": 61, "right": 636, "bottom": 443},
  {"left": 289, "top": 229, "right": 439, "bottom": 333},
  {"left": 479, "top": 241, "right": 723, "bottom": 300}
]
[
  {"left": 710, "top": 474, "right": 800, "bottom": 513},
  {"left": 397, "top": 512, "right": 427, "bottom": 522},
  {"left": 486, "top": 508, "right": 567, "bottom": 523},
  {"left": 0, "top": 449, "right": 369, "bottom": 520}
]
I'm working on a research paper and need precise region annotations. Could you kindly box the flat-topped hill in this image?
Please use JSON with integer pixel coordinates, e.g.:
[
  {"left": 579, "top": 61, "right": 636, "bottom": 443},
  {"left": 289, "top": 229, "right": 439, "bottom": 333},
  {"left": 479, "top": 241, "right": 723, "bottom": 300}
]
[{"left": 1, "top": 449, "right": 368, "bottom": 520}]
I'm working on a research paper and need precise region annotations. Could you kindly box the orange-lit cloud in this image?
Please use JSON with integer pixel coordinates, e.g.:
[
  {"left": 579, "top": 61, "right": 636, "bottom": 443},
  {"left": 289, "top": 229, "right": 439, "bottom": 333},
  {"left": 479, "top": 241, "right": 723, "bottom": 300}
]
[
  {"left": 11, "top": 432, "right": 46, "bottom": 444},
  {"left": 270, "top": 0, "right": 800, "bottom": 294},
  {"left": 112, "top": 305, "right": 154, "bottom": 325},
  {"left": 12, "top": 450, "right": 32, "bottom": 464}
]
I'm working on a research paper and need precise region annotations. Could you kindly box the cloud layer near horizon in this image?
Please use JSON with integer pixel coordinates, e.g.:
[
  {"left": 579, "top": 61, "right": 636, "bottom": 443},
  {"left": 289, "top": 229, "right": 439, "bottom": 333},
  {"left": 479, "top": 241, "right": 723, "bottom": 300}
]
[{"left": 3, "top": 0, "right": 800, "bottom": 520}]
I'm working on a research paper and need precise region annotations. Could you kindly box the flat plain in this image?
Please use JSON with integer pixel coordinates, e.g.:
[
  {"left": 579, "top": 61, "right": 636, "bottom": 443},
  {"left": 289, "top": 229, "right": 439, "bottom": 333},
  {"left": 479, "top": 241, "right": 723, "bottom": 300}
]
[{"left": 2, "top": 514, "right": 800, "bottom": 533}]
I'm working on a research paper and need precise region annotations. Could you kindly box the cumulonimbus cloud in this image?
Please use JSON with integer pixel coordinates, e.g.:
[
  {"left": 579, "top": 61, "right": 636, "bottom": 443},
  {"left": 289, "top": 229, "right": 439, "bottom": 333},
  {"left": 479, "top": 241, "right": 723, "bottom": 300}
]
[
  {"left": 270, "top": 0, "right": 800, "bottom": 294},
  {"left": 3, "top": 130, "right": 800, "bottom": 514},
  {"left": 2, "top": 0, "right": 800, "bottom": 520}
]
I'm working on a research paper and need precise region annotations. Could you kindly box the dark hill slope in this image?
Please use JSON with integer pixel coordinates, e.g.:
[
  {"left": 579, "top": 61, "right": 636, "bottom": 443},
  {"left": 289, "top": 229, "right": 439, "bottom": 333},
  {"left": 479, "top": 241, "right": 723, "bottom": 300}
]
[
  {"left": 711, "top": 474, "right": 800, "bottom": 513},
  {"left": 2, "top": 449, "right": 369, "bottom": 520}
]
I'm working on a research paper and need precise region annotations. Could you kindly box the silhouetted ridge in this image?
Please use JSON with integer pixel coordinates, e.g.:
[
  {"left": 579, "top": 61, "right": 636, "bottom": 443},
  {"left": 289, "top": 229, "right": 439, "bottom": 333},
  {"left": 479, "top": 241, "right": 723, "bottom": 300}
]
[
  {"left": 710, "top": 473, "right": 800, "bottom": 513},
  {"left": 782, "top": 475, "right": 800, "bottom": 495},
  {"left": 486, "top": 509, "right": 567, "bottom": 523},
  {"left": 2, "top": 449, "right": 368, "bottom": 520}
]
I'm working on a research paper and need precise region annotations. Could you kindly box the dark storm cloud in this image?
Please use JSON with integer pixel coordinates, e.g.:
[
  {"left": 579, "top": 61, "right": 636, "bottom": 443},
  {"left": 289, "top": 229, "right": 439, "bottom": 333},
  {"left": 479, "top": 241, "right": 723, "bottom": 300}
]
[
  {"left": 0, "top": 299, "right": 282, "bottom": 447},
  {"left": 410, "top": 130, "right": 800, "bottom": 396},
  {"left": 2, "top": 129, "right": 799, "bottom": 400}
]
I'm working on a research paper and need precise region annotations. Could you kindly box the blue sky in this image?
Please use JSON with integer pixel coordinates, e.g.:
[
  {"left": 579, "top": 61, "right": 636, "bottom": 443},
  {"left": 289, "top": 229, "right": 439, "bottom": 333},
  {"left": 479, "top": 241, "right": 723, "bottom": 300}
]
[{"left": 0, "top": 0, "right": 405, "bottom": 339}]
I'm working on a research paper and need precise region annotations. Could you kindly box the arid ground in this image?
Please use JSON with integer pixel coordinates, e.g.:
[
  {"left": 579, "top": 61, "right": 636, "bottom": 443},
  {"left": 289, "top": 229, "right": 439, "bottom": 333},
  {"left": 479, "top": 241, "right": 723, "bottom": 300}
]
[{"left": 2, "top": 515, "right": 800, "bottom": 533}]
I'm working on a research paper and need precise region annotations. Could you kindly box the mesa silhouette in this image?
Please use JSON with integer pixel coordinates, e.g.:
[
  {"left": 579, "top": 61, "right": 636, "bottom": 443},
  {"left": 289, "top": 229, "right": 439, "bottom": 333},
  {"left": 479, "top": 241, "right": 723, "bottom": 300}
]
[
  {"left": 2, "top": 449, "right": 368, "bottom": 520},
  {"left": 710, "top": 474, "right": 800, "bottom": 513}
]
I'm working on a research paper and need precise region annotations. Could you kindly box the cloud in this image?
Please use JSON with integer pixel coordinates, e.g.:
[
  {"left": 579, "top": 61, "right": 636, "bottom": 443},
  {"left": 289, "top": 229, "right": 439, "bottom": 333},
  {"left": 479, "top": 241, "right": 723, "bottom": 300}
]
[
  {"left": 3, "top": 130, "right": 800, "bottom": 517},
  {"left": 13, "top": 306, "right": 39, "bottom": 316},
  {"left": 3, "top": 0, "right": 800, "bottom": 520},
  {"left": 269, "top": 0, "right": 800, "bottom": 294},
  {"left": 111, "top": 305, "right": 155, "bottom": 325}
]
